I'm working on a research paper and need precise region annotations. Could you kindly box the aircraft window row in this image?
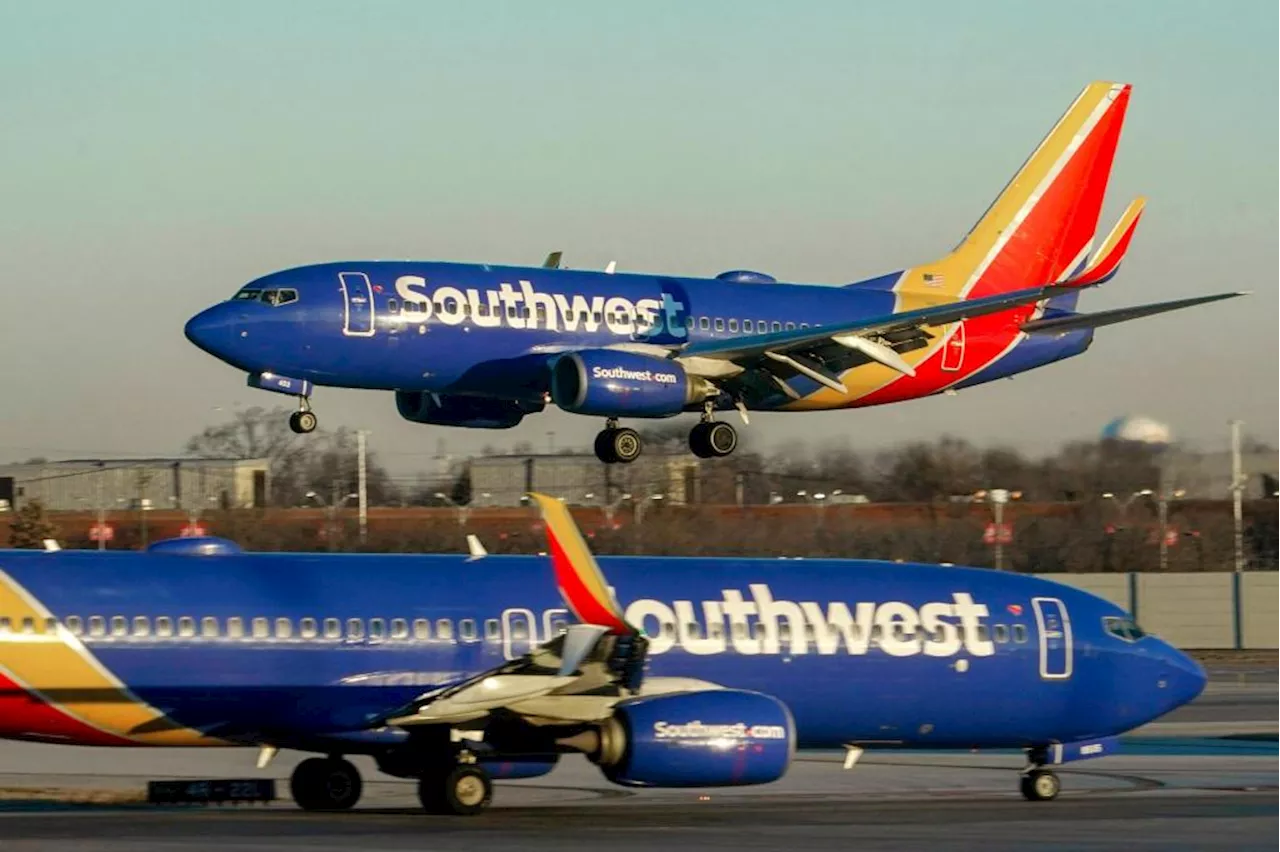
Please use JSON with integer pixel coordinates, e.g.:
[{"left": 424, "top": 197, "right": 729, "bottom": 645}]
[
  {"left": 669, "top": 621, "right": 1031, "bottom": 645},
  {"left": 691, "top": 317, "right": 808, "bottom": 335},
  {"left": 0, "top": 615, "right": 497, "bottom": 644},
  {"left": 1102, "top": 616, "right": 1146, "bottom": 642}
]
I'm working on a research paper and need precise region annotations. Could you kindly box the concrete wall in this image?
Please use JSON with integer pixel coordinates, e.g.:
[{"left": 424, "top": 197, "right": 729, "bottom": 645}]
[
  {"left": 1037, "top": 572, "right": 1277, "bottom": 650},
  {"left": 1240, "top": 573, "right": 1279, "bottom": 650}
]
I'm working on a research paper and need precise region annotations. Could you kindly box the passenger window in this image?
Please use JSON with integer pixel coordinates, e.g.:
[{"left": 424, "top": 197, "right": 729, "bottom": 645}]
[
  {"left": 743, "top": 319, "right": 753, "bottom": 333},
  {"left": 684, "top": 316, "right": 694, "bottom": 328},
  {"left": 975, "top": 624, "right": 990, "bottom": 643},
  {"left": 662, "top": 622, "right": 677, "bottom": 640},
  {"left": 300, "top": 617, "right": 318, "bottom": 640},
  {"left": 592, "top": 312, "right": 603, "bottom": 323},
  {"left": 800, "top": 323, "right": 809, "bottom": 329},
  {"left": 178, "top": 617, "right": 196, "bottom": 638},
  {"left": 156, "top": 616, "right": 174, "bottom": 638},
  {"left": 699, "top": 317, "right": 710, "bottom": 330},
  {"left": 714, "top": 318, "right": 725, "bottom": 332},
  {"left": 785, "top": 322, "right": 796, "bottom": 331},
  {"left": 89, "top": 616, "right": 106, "bottom": 638},
  {"left": 771, "top": 321, "right": 782, "bottom": 332},
  {"left": 993, "top": 624, "right": 1009, "bottom": 643},
  {"left": 110, "top": 616, "right": 128, "bottom": 638},
  {"left": 413, "top": 618, "right": 431, "bottom": 641},
  {"left": 65, "top": 615, "right": 83, "bottom": 636},
  {"left": 436, "top": 619, "right": 454, "bottom": 641},
  {"left": 274, "top": 618, "right": 292, "bottom": 639},
  {"left": 45, "top": 617, "right": 57, "bottom": 634},
  {"left": 201, "top": 617, "right": 219, "bottom": 638},
  {"left": 1012, "top": 624, "right": 1028, "bottom": 643},
  {"left": 323, "top": 618, "right": 342, "bottom": 639},
  {"left": 133, "top": 616, "right": 151, "bottom": 637},
  {"left": 391, "top": 618, "right": 409, "bottom": 640},
  {"left": 347, "top": 618, "right": 364, "bottom": 641},
  {"left": 387, "top": 298, "right": 398, "bottom": 314},
  {"left": 485, "top": 619, "right": 500, "bottom": 641},
  {"left": 732, "top": 623, "right": 746, "bottom": 639},
  {"left": 251, "top": 617, "right": 269, "bottom": 639},
  {"left": 777, "top": 623, "right": 791, "bottom": 642},
  {"left": 227, "top": 617, "right": 244, "bottom": 639},
  {"left": 369, "top": 618, "right": 386, "bottom": 641},
  {"left": 459, "top": 619, "right": 477, "bottom": 642},
  {"left": 751, "top": 622, "right": 765, "bottom": 640},
  {"left": 728, "top": 319, "right": 739, "bottom": 332}
]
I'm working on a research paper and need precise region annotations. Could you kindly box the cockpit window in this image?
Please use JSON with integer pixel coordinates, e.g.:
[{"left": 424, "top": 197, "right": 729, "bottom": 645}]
[
  {"left": 261, "top": 289, "right": 298, "bottom": 307},
  {"left": 234, "top": 289, "right": 262, "bottom": 301},
  {"left": 1102, "top": 615, "right": 1146, "bottom": 642}
]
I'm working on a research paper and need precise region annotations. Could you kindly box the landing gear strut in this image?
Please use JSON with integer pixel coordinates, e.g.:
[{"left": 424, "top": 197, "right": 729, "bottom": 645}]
[
  {"left": 594, "top": 419, "right": 642, "bottom": 465},
  {"left": 418, "top": 762, "right": 493, "bottom": 816},
  {"left": 290, "top": 756, "right": 362, "bottom": 811},
  {"left": 688, "top": 402, "right": 737, "bottom": 458},
  {"left": 1019, "top": 767, "right": 1061, "bottom": 801},
  {"left": 288, "top": 398, "right": 318, "bottom": 435}
]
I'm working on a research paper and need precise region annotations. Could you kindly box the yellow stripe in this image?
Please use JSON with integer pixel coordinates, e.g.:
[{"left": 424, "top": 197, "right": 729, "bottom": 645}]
[
  {"left": 1090, "top": 196, "right": 1145, "bottom": 265},
  {"left": 0, "top": 571, "right": 226, "bottom": 746}
]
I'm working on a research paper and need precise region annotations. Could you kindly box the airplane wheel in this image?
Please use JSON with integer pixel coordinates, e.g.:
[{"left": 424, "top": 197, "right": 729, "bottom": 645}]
[
  {"left": 290, "top": 756, "right": 362, "bottom": 811},
  {"left": 689, "top": 422, "right": 736, "bottom": 458},
  {"left": 610, "top": 428, "right": 642, "bottom": 464},
  {"left": 594, "top": 430, "right": 618, "bottom": 464},
  {"left": 418, "top": 764, "right": 493, "bottom": 816},
  {"left": 1020, "top": 769, "right": 1060, "bottom": 801},
  {"left": 289, "top": 411, "right": 318, "bottom": 434}
]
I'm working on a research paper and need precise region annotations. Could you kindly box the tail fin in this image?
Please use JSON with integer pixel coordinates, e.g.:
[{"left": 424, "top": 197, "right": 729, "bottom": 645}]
[{"left": 899, "top": 82, "right": 1132, "bottom": 301}]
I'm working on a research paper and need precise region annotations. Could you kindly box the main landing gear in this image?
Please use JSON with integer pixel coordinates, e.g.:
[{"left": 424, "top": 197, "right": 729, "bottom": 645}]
[
  {"left": 1019, "top": 767, "right": 1061, "bottom": 801},
  {"left": 290, "top": 756, "right": 362, "bottom": 811},
  {"left": 288, "top": 398, "right": 317, "bottom": 434},
  {"left": 689, "top": 402, "right": 737, "bottom": 459},
  {"left": 594, "top": 419, "right": 642, "bottom": 465}
]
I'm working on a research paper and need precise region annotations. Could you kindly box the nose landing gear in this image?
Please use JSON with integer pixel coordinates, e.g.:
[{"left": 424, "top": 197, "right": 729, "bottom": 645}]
[
  {"left": 288, "top": 399, "right": 318, "bottom": 434},
  {"left": 1020, "top": 768, "right": 1062, "bottom": 801}
]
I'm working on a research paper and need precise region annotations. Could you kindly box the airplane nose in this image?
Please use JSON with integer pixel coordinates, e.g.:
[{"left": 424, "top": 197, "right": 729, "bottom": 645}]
[
  {"left": 184, "top": 305, "right": 232, "bottom": 358},
  {"left": 1163, "top": 645, "right": 1208, "bottom": 710}
]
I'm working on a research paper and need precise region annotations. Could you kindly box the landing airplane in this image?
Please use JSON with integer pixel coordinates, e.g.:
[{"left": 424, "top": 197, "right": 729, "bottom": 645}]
[
  {"left": 185, "top": 81, "right": 1241, "bottom": 463},
  {"left": 0, "top": 496, "right": 1204, "bottom": 815}
]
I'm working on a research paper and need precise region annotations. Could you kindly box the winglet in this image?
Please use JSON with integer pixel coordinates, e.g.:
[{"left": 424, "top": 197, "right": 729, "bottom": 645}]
[
  {"left": 542, "top": 251, "right": 563, "bottom": 269},
  {"left": 528, "top": 493, "right": 631, "bottom": 635},
  {"left": 1064, "top": 197, "right": 1145, "bottom": 288}
]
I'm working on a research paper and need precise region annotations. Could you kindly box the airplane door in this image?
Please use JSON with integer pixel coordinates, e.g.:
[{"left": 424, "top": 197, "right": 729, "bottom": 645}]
[
  {"left": 1032, "top": 597, "right": 1073, "bottom": 680},
  {"left": 941, "top": 322, "right": 966, "bottom": 371},
  {"left": 339, "top": 272, "right": 376, "bottom": 337},
  {"left": 501, "top": 608, "right": 538, "bottom": 660}
]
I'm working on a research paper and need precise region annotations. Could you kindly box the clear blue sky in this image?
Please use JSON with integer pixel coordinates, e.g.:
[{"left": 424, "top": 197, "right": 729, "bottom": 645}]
[{"left": 1, "top": 0, "right": 1275, "bottom": 466}]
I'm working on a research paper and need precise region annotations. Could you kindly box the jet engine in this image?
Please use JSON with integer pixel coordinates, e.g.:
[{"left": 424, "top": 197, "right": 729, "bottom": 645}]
[
  {"left": 394, "top": 392, "right": 538, "bottom": 430},
  {"left": 562, "top": 689, "right": 795, "bottom": 788},
  {"left": 550, "top": 350, "right": 712, "bottom": 418}
]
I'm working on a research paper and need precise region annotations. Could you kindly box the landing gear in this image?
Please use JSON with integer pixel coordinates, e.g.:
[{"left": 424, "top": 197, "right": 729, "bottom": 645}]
[
  {"left": 593, "top": 420, "right": 642, "bottom": 465},
  {"left": 689, "top": 420, "right": 737, "bottom": 458},
  {"left": 417, "top": 763, "right": 493, "bottom": 816},
  {"left": 290, "top": 756, "right": 362, "bottom": 811},
  {"left": 1020, "top": 768, "right": 1061, "bottom": 801},
  {"left": 288, "top": 399, "right": 317, "bottom": 434}
]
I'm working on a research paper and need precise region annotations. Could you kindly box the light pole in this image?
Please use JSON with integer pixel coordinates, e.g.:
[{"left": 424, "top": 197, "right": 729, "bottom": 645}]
[
  {"left": 1229, "top": 420, "right": 1245, "bottom": 572},
  {"left": 1101, "top": 489, "right": 1153, "bottom": 522},
  {"left": 1155, "top": 487, "right": 1186, "bottom": 572},
  {"left": 434, "top": 492, "right": 470, "bottom": 527},
  {"left": 600, "top": 492, "right": 632, "bottom": 529},
  {"left": 977, "top": 488, "right": 1019, "bottom": 570},
  {"left": 308, "top": 490, "right": 358, "bottom": 549}
]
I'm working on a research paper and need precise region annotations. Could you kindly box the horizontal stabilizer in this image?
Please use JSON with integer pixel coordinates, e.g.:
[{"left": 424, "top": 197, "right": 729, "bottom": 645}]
[
  {"left": 1022, "top": 292, "right": 1246, "bottom": 334},
  {"left": 1064, "top": 197, "right": 1146, "bottom": 288}
]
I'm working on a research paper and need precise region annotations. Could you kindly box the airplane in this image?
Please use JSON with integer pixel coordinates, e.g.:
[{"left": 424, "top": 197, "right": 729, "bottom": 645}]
[
  {"left": 184, "top": 81, "right": 1242, "bottom": 463},
  {"left": 0, "top": 495, "right": 1205, "bottom": 815}
]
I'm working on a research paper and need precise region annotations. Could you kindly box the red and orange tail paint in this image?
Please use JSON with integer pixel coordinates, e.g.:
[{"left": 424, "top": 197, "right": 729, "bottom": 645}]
[
  {"left": 529, "top": 493, "right": 631, "bottom": 635},
  {"left": 1062, "top": 196, "right": 1145, "bottom": 288}
]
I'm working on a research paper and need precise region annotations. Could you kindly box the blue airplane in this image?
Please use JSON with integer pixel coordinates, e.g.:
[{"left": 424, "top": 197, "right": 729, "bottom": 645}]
[
  {"left": 0, "top": 495, "right": 1204, "bottom": 815},
  {"left": 183, "top": 82, "right": 1241, "bottom": 463}
]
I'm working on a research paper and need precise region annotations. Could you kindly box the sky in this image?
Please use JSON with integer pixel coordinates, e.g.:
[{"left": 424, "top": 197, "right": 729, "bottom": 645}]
[{"left": 1, "top": 0, "right": 1276, "bottom": 470}]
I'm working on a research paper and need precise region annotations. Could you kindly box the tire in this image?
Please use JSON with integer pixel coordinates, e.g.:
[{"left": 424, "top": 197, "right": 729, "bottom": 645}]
[
  {"left": 688, "top": 423, "right": 712, "bottom": 458},
  {"left": 705, "top": 421, "right": 738, "bottom": 457},
  {"left": 610, "top": 428, "right": 642, "bottom": 464},
  {"left": 289, "top": 411, "right": 318, "bottom": 434},
  {"left": 1020, "top": 769, "right": 1060, "bottom": 801},
  {"left": 593, "top": 430, "right": 618, "bottom": 464},
  {"left": 418, "top": 764, "right": 493, "bottom": 816},
  {"left": 291, "top": 757, "right": 362, "bottom": 811}
]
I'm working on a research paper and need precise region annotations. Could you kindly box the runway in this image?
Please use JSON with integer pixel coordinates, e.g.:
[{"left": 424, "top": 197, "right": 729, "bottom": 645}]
[{"left": 0, "top": 676, "right": 1274, "bottom": 851}]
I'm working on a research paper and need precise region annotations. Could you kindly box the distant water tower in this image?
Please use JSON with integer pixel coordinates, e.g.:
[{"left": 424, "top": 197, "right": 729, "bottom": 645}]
[{"left": 1101, "top": 415, "right": 1173, "bottom": 447}]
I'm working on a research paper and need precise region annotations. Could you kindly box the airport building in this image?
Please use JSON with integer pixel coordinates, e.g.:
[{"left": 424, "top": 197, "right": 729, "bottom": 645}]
[{"left": 0, "top": 458, "right": 270, "bottom": 513}]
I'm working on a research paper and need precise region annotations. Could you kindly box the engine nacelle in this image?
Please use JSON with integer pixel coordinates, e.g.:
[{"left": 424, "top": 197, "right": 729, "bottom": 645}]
[
  {"left": 394, "top": 392, "right": 536, "bottom": 429},
  {"left": 589, "top": 690, "right": 794, "bottom": 788},
  {"left": 550, "top": 351, "right": 706, "bottom": 418}
]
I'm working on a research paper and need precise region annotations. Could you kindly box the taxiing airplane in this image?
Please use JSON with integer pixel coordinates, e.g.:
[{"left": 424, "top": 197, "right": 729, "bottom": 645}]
[
  {"left": 184, "top": 81, "right": 1241, "bottom": 463},
  {"left": 0, "top": 496, "right": 1204, "bottom": 815}
]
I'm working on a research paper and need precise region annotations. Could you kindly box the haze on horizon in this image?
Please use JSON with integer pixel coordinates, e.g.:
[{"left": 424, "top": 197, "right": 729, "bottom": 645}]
[{"left": 1, "top": 0, "right": 1276, "bottom": 469}]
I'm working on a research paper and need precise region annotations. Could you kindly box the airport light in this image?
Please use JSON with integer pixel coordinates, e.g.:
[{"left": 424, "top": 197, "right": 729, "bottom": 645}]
[{"left": 434, "top": 491, "right": 470, "bottom": 527}]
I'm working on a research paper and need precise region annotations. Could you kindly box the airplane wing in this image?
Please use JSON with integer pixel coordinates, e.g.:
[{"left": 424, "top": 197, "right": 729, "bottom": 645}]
[
  {"left": 383, "top": 493, "right": 709, "bottom": 728},
  {"left": 1021, "top": 292, "right": 1246, "bottom": 335},
  {"left": 674, "top": 284, "right": 1060, "bottom": 390}
]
